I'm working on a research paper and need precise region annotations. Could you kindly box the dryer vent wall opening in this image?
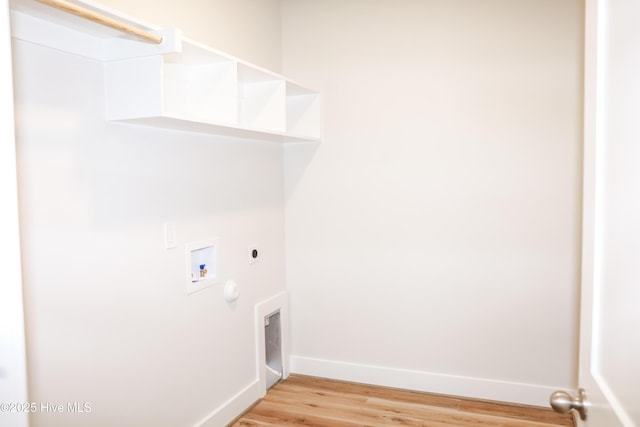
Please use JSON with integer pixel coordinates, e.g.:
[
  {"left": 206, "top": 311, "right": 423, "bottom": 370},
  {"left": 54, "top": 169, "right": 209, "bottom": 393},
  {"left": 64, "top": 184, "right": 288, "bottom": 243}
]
[{"left": 265, "top": 310, "right": 282, "bottom": 389}]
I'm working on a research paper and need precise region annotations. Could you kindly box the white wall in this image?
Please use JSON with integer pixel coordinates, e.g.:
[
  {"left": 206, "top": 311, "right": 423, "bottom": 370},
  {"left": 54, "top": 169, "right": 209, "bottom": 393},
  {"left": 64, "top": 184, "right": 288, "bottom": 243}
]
[
  {"left": 0, "top": 1, "right": 29, "bottom": 426},
  {"left": 282, "top": 0, "right": 583, "bottom": 406},
  {"left": 11, "top": 1, "right": 284, "bottom": 426},
  {"left": 98, "top": 0, "right": 281, "bottom": 72}
]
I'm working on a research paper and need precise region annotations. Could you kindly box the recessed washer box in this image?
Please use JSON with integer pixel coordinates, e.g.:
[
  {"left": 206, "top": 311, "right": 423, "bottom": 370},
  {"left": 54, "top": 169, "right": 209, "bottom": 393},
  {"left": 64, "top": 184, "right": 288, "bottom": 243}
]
[{"left": 185, "top": 239, "right": 218, "bottom": 294}]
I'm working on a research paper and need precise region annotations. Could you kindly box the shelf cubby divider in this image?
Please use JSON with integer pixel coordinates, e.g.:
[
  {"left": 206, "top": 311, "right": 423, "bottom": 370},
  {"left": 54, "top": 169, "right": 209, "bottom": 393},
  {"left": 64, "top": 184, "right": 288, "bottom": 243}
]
[
  {"left": 286, "top": 82, "right": 322, "bottom": 140},
  {"left": 237, "top": 64, "right": 287, "bottom": 133}
]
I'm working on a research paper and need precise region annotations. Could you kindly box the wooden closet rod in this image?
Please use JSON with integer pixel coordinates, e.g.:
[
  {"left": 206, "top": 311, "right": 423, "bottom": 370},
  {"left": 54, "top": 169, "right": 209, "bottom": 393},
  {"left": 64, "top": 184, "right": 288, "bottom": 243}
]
[{"left": 35, "top": 0, "right": 163, "bottom": 44}]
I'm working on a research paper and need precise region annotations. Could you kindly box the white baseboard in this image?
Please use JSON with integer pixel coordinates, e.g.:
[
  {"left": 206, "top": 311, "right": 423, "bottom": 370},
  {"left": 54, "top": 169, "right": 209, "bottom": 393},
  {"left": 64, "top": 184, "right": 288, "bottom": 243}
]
[
  {"left": 195, "top": 292, "right": 292, "bottom": 426},
  {"left": 193, "top": 379, "right": 260, "bottom": 427},
  {"left": 290, "top": 355, "right": 569, "bottom": 407}
]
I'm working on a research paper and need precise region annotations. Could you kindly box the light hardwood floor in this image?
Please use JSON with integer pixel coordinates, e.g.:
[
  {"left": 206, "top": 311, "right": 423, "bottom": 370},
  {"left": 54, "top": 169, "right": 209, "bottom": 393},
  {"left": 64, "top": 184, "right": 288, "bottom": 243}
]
[{"left": 230, "top": 375, "right": 574, "bottom": 427}]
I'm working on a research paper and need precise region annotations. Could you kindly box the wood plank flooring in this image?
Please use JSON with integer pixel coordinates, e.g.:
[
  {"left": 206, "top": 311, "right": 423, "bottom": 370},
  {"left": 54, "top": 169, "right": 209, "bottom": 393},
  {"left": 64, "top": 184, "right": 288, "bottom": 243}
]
[{"left": 230, "top": 375, "right": 574, "bottom": 427}]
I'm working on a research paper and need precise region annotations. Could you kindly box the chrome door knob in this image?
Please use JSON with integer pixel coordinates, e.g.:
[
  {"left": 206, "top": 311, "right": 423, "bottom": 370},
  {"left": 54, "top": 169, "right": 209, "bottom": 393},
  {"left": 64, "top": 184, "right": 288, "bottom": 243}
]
[{"left": 550, "top": 389, "right": 587, "bottom": 420}]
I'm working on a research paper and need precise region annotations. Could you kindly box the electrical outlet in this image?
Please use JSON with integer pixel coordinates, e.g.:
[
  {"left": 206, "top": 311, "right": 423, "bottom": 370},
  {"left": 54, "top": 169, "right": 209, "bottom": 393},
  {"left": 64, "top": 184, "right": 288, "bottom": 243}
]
[{"left": 249, "top": 245, "right": 260, "bottom": 264}]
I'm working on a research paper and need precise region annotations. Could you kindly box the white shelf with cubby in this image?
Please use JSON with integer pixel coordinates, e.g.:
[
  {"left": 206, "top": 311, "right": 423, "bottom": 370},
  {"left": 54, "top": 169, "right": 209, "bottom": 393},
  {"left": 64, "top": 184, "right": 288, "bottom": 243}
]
[{"left": 9, "top": 0, "right": 322, "bottom": 143}]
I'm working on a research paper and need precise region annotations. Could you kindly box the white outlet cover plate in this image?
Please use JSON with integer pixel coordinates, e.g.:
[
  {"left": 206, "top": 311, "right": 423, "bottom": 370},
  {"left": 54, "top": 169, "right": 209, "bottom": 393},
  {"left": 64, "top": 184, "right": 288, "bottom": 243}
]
[{"left": 164, "top": 222, "right": 177, "bottom": 249}]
